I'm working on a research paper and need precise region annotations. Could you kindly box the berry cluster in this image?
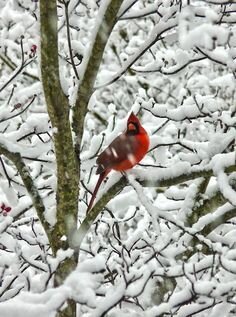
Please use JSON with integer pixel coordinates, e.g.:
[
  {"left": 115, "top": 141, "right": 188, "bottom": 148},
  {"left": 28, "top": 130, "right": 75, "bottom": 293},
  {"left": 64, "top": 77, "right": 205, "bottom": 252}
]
[
  {"left": 0, "top": 204, "right": 11, "bottom": 216},
  {"left": 29, "top": 44, "right": 37, "bottom": 58}
]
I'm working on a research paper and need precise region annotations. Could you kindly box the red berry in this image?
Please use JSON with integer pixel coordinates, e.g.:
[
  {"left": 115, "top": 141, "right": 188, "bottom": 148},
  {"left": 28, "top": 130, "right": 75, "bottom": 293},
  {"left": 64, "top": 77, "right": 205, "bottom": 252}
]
[
  {"left": 1, "top": 203, "right": 5, "bottom": 210},
  {"left": 5, "top": 207, "right": 11, "bottom": 213},
  {"left": 31, "top": 44, "right": 37, "bottom": 53}
]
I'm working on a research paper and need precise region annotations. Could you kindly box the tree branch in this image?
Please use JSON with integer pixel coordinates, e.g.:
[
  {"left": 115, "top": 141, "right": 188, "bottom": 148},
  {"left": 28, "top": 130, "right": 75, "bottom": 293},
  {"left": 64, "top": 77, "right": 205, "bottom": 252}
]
[
  {"left": 0, "top": 53, "right": 39, "bottom": 81},
  {"left": 95, "top": 16, "right": 178, "bottom": 89},
  {"left": 72, "top": 164, "right": 236, "bottom": 250},
  {"left": 72, "top": 0, "right": 124, "bottom": 152},
  {"left": 140, "top": 164, "right": 235, "bottom": 188},
  {"left": 0, "top": 144, "right": 50, "bottom": 237},
  {"left": 71, "top": 176, "right": 127, "bottom": 251},
  {"left": 40, "top": 0, "right": 79, "bottom": 256}
]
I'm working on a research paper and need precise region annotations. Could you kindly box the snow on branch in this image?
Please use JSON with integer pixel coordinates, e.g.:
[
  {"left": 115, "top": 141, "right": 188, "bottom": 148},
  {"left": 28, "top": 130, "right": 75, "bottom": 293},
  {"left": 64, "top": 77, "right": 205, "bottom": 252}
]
[
  {"left": 72, "top": 160, "right": 236, "bottom": 249},
  {"left": 0, "top": 144, "right": 49, "bottom": 234},
  {"left": 72, "top": 0, "right": 124, "bottom": 144},
  {"left": 95, "top": 12, "right": 178, "bottom": 89}
]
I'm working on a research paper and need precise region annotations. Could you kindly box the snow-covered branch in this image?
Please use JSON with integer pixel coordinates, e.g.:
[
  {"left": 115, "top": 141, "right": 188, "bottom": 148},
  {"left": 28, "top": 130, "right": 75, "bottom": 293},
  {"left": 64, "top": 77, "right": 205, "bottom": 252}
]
[
  {"left": 72, "top": 0, "right": 124, "bottom": 148},
  {"left": 0, "top": 143, "right": 49, "bottom": 234},
  {"left": 1, "top": 0, "right": 236, "bottom": 316}
]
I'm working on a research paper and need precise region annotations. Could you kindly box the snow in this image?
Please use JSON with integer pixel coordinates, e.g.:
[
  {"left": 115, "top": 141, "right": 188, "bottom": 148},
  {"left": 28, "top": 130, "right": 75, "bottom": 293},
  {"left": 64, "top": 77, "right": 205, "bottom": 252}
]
[
  {"left": 0, "top": 216, "right": 13, "bottom": 234},
  {"left": 2, "top": 255, "right": 106, "bottom": 317},
  {"left": 179, "top": 5, "right": 229, "bottom": 50},
  {"left": 91, "top": 281, "right": 126, "bottom": 317},
  {"left": 44, "top": 205, "right": 57, "bottom": 226},
  {"left": 96, "top": 14, "right": 178, "bottom": 88},
  {"left": 77, "top": 0, "right": 113, "bottom": 82},
  {"left": 0, "top": 299, "right": 57, "bottom": 317},
  {"left": 0, "top": 0, "right": 236, "bottom": 316}
]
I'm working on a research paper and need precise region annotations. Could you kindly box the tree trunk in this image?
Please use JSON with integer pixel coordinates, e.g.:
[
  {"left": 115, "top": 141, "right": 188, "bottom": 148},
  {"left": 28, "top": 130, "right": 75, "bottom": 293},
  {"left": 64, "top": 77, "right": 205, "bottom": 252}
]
[{"left": 57, "top": 300, "right": 76, "bottom": 317}]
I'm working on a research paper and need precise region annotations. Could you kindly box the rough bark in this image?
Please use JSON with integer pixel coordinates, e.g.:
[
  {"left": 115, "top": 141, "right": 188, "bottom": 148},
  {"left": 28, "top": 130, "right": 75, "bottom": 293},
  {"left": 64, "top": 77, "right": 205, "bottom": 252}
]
[
  {"left": 39, "top": 0, "right": 124, "bottom": 316},
  {"left": 40, "top": 1, "right": 78, "bottom": 316}
]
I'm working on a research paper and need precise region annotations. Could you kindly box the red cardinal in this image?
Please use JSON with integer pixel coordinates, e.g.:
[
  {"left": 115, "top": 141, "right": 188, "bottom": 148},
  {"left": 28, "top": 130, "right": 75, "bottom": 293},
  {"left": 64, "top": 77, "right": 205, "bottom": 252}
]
[{"left": 86, "top": 112, "right": 149, "bottom": 213}]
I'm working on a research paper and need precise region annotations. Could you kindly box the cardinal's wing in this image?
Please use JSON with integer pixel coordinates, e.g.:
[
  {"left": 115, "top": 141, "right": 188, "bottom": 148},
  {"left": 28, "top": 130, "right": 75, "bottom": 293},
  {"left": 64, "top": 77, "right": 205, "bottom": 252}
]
[{"left": 96, "top": 133, "right": 137, "bottom": 174}]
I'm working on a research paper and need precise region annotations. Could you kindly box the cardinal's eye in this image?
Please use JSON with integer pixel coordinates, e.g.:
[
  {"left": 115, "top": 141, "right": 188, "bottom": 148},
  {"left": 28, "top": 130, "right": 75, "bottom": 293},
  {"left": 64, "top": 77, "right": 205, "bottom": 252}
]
[{"left": 128, "top": 122, "right": 138, "bottom": 132}]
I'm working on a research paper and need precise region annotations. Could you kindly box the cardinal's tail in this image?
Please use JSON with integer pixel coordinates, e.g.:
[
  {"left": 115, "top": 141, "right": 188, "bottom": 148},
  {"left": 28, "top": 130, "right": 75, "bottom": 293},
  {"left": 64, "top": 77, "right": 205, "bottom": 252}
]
[{"left": 86, "top": 170, "right": 109, "bottom": 214}]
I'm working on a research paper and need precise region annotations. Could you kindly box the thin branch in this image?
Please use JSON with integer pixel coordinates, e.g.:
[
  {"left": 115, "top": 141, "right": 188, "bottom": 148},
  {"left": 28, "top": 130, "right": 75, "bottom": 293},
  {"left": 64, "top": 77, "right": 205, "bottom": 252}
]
[
  {"left": 132, "top": 56, "right": 207, "bottom": 75},
  {"left": 0, "top": 94, "right": 37, "bottom": 124},
  {"left": 95, "top": 16, "right": 178, "bottom": 89},
  {"left": 64, "top": 1, "right": 80, "bottom": 80},
  {"left": 196, "top": 46, "right": 227, "bottom": 67},
  {"left": 117, "top": 0, "right": 138, "bottom": 18},
  {"left": 0, "top": 156, "right": 13, "bottom": 186},
  {"left": 0, "top": 53, "right": 39, "bottom": 81},
  {"left": 150, "top": 141, "right": 196, "bottom": 153},
  {"left": 7, "top": 84, "right": 16, "bottom": 106},
  {"left": 22, "top": 156, "right": 53, "bottom": 163},
  {"left": 0, "top": 37, "right": 37, "bottom": 93}
]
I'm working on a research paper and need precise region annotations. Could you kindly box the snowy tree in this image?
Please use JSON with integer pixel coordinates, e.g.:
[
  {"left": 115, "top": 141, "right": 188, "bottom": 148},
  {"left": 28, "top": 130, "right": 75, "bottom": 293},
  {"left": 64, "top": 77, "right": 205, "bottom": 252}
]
[{"left": 0, "top": 0, "right": 236, "bottom": 317}]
